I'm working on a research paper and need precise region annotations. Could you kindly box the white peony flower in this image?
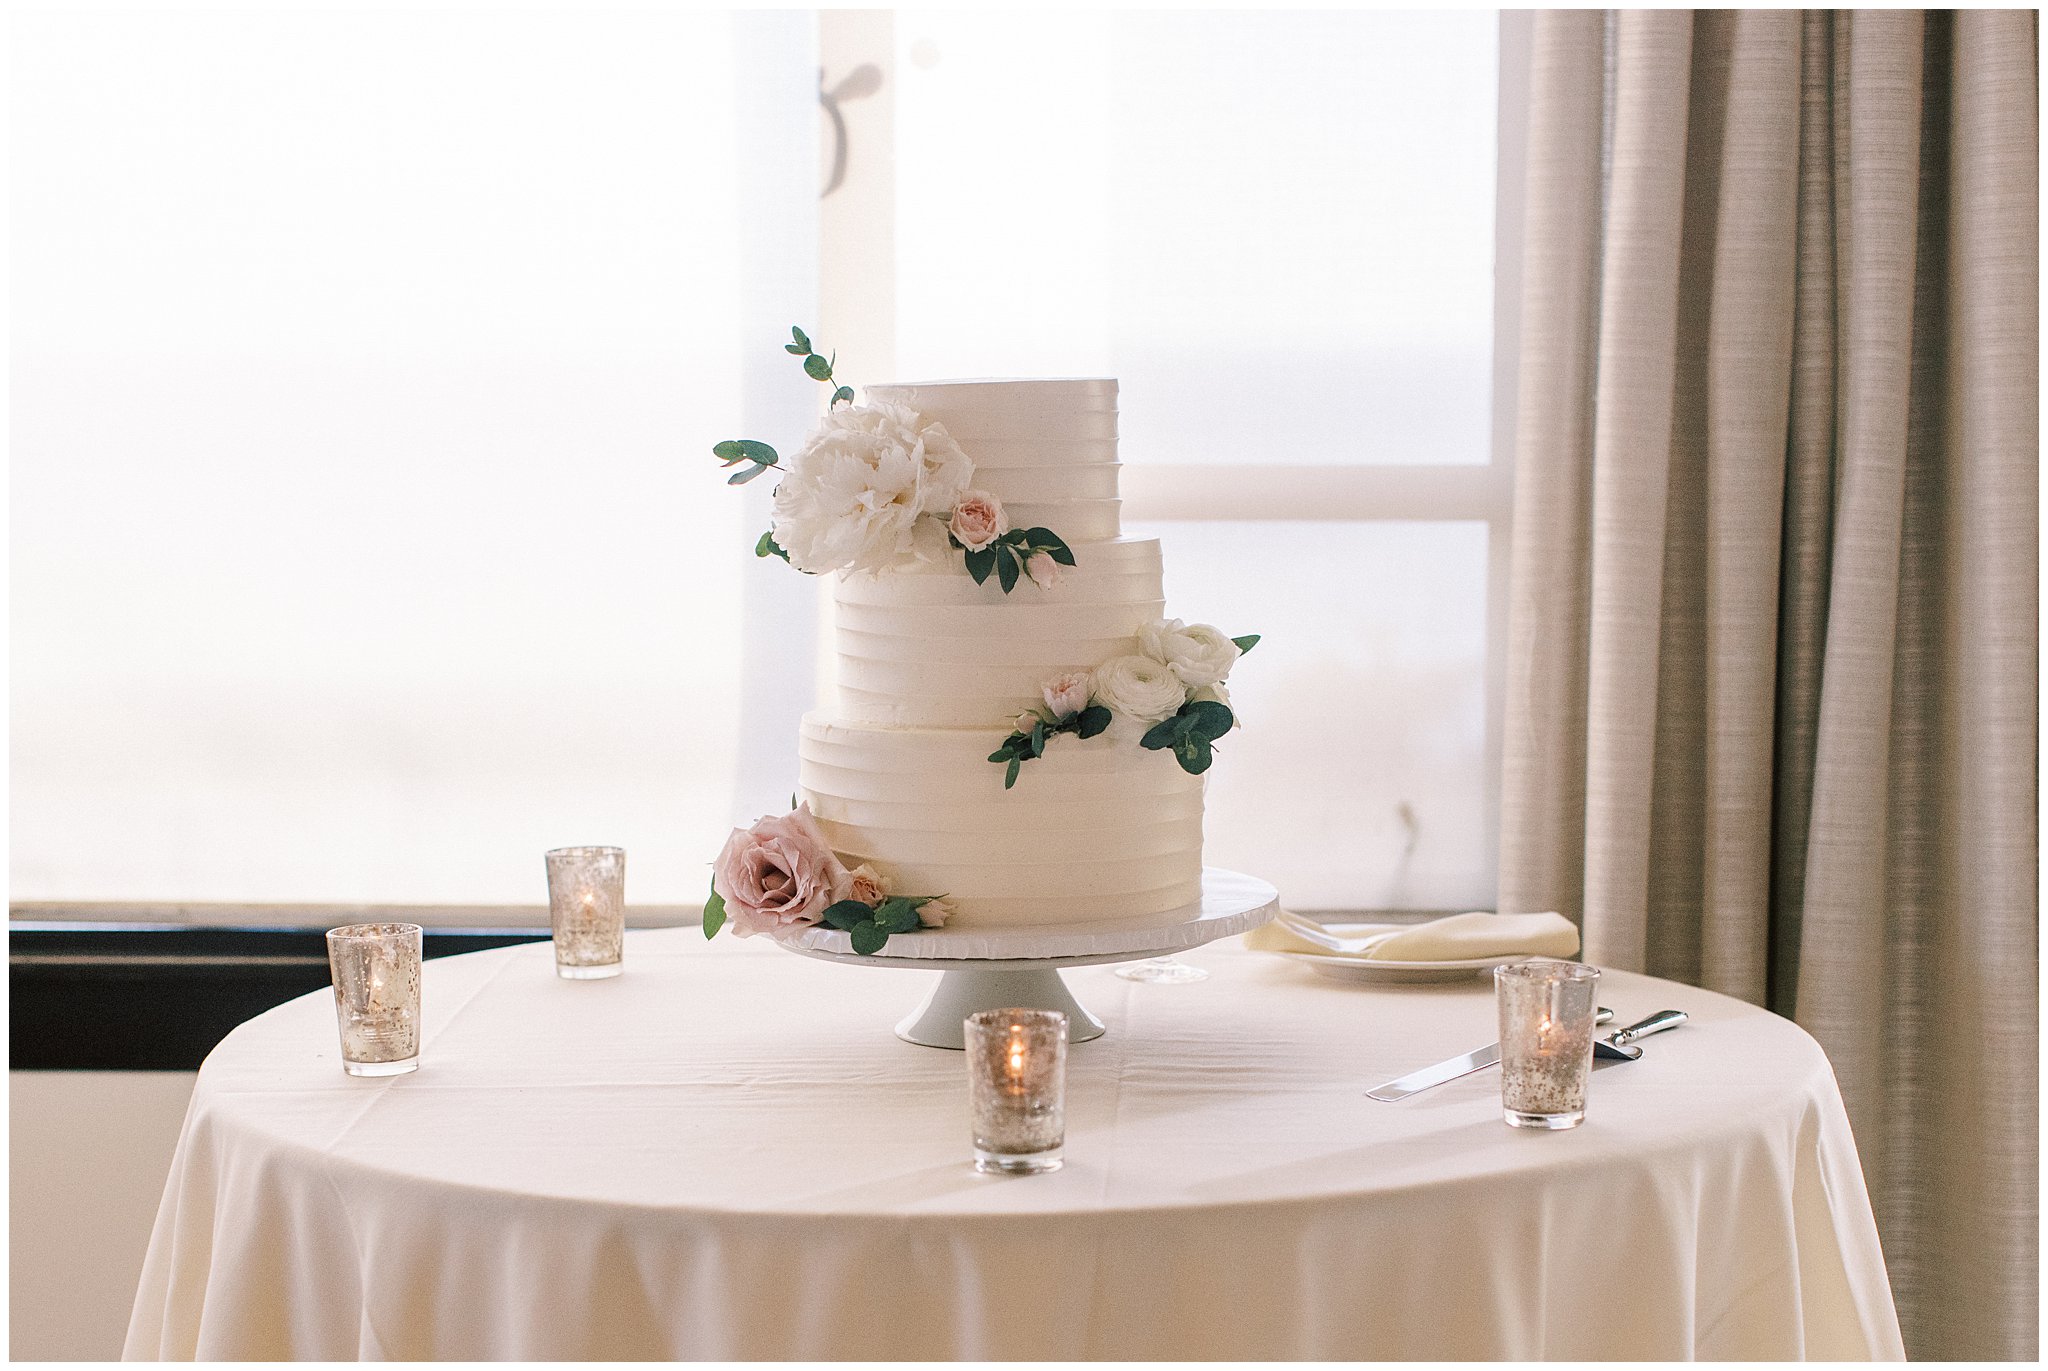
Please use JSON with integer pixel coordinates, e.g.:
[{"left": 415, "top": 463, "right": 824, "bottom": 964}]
[
  {"left": 769, "top": 402, "right": 974, "bottom": 575},
  {"left": 1090, "top": 653, "right": 1188, "bottom": 724},
  {"left": 1137, "top": 618, "right": 1241, "bottom": 689}
]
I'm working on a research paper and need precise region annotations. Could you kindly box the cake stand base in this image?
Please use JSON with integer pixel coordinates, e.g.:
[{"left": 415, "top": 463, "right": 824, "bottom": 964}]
[
  {"left": 774, "top": 869, "right": 1278, "bottom": 1050},
  {"left": 896, "top": 966, "right": 1106, "bottom": 1049}
]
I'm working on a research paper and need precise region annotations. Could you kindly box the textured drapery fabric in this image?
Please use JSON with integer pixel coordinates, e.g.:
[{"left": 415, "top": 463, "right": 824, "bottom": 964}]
[
  {"left": 1499, "top": 11, "right": 2037, "bottom": 1360},
  {"left": 125, "top": 933, "right": 1900, "bottom": 1360}
]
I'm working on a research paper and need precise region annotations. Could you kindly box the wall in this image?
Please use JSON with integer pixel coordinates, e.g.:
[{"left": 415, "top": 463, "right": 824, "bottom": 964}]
[{"left": 10, "top": 1072, "right": 197, "bottom": 1361}]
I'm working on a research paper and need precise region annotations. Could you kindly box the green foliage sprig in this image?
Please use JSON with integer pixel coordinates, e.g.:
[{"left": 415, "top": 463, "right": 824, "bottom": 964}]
[
  {"left": 784, "top": 325, "right": 856, "bottom": 408},
  {"left": 958, "top": 527, "right": 1076, "bottom": 594},
  {"left": 1139, "top": 699, "right": 1237, "bottom": 775},
  {"left": 992, "top": 632, "right": 1260, "bottom": 786},
  {"left": 821, "top": 893, "right": 945, "bottom": 956},
  {"left": 713, "top": 326, "right": 853, "bottom": 554},
  {"left": 988, "top": 703, "right": 1112, "bottom": 789}
]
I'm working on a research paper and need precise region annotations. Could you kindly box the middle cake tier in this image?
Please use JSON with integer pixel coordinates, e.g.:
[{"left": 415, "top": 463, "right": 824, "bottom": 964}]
[{"left": 832, "top": 536, "right": 1165, "bottom": 729}]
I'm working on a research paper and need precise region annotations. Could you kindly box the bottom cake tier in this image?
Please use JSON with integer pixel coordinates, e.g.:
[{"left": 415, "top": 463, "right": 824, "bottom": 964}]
[{"left": 797, "top": 713, "right": 1205, "bottom": 926}]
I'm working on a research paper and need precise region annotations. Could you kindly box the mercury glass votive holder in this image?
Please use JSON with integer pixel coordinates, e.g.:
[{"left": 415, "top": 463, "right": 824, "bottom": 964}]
[
  {"left": 1496, "top": 959, "right": 1601, "bottom": 1129},
  {"left": 326, "top": 922, "right": 423, "bottom": 1077},
  {"left": 965, "top": 1008, "right": 1068, "bottom": 1174},
  {"left": 545, "top": 846, "right": 626, "bottom": 979}
]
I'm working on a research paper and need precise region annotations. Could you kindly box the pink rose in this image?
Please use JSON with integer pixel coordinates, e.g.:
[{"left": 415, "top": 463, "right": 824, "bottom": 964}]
[
  {"left": 844, "top": 862, "right": 888, "bottom": 906},
  {"left": 711, "top": 803, "right": 850, "bottom": 938},
  {"left": 948, "top": 490, "right": 1006, "bottom": 551},
  {"left": 916, "top": 895, "right": 957, "bottom": 928},
  {"left": 1025, "top": 551, "right": 1062, "bottom": 590},
  {"left": 1042, "top": 670, "right": 1092, "bottom": 719}
]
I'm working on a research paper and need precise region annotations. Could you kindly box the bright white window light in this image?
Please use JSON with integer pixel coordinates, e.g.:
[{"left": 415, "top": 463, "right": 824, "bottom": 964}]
[{"left": 12, "top": 9, "right": 753, "bottom": 904}]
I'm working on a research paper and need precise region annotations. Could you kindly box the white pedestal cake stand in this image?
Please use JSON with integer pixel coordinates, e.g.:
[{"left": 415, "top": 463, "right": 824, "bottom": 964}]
[{"left": 774, "top": 868, "right": 1278, "bottom": 1049}]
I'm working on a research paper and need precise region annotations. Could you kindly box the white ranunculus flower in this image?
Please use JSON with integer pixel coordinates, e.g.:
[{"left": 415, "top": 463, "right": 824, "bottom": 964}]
[
  {"left": 1137, "top": 617, "right": 1241, "bottom": 689},
  {"left": 1090, "top": 653, "right": 1188, "bottom": 724},
  {"left": 769, "top": 402, "right": 974, "bottom": 575}
]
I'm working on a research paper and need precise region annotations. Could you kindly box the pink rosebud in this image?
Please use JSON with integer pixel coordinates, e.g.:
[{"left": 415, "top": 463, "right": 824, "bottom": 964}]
[
  {"left": 1025, "top": 550, "right": 1062, "bottom": 590},
  {"left": 1042, "top": 670, "right": 1092, "bottom": 719},
  {"left": 844, "top": 863, "right": 888, "bottom": 906},
  {"left": 948, "top": 490, "right": 1006, "bottom": 552},
  {"left": 915, "top": 895, "right": 957, "bottom": 928},
  {"left": 710, "top": 803, "right": 850, "bottom": 938}
]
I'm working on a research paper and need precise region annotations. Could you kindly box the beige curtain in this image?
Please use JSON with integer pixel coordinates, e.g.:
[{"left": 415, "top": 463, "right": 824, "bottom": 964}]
[{"left": 1499, "top": 9, "right": 2037, "bottom": 1361}]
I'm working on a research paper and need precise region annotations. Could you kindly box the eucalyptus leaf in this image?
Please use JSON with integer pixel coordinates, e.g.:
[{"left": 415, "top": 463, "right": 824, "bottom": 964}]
[
  {"left": 873, "top": 897, "right": 923, "bottom": 933},
  {"left": 1024, "top": 528, "right": 1075, "bottom": 565},
  {"left": 988, "top": 745, "right": 1014, "bottom": 764},
  {"left": 803, "top": 354, "right": 833, "bottom": 382},
  {"left": 728, "top": 463, "right": 772, "bottom": 485},
  {"left": 995, "top": 545, "right": 1020, "bottom": 593},
  {"left": 703, "top": 879, "right": 727, "bottom": 939},
  {"left": 1139, "top": 716, "right": 1183, "bottom": 750},
  {"left": 832, "top": 386, "right": 855, "bottom": 406},
  {"left": 1029, "top": 720, "right": 1046, "bottom": 757},
  {"left": 756, "top": 530, "right": 792, "bottom": 562},
  {"left": 1231, "top": 633, "right": 1261, "bottom": 654},
  {"left": 1005, "top": 756, "right": 1022, "bottom": 789},
  {"left": 965, "top": 547, "right": 997, "bottom": 584},
  {"left": 1183, "top": 699, "right": 1235, "bottom": 741},
  {"left": 849, "top": 921, "right": 889, "bottom": 956},
  {"left": 1076, "top": 704, "right": 1112, "bottom": 739},
  {"left": 823, "top": 899, "right": 873, "bottom": 931},
  {"left": 790, "top": 325, "right": 811, "bottom": 353},
  {"left": 736, "top": 440, "right": 778, "bottom": 463},
  {"left": 712, "top": 440, "right": 745, "bottom": 461}
]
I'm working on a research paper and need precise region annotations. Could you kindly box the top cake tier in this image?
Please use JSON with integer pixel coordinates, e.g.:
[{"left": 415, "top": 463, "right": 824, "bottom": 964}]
[{"left": 864, "top": 378, "right": 1121, "bottom": 544}]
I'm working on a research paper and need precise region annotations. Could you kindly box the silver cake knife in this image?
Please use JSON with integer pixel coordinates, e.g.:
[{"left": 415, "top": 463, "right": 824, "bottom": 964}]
[{"left": 1366, "top": 1007, "right": 1616, "bottom": 1103}]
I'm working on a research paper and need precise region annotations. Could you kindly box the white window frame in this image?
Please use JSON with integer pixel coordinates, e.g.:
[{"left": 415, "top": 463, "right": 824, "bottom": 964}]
[{"left": 1122, "top": 11, "right": 1531, "bottom": 903}]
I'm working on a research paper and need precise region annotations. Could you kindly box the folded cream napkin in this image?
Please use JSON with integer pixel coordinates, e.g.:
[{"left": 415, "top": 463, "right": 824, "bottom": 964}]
[{"left": 1245, "top": 909, "right": 1581, "bottom": 963}]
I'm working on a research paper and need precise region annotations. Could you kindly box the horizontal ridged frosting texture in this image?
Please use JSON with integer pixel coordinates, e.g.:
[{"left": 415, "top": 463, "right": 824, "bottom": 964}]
[
  {"left": 803, "top": 377, "right": 1204, "bottom": 928},
  {"left": 864, "top": 378, "right": 1121, "bottom": 543},
  {"left": 834, "top": 538, "right": 1164, "bottom": 727},
  {"left": 799, "top": 716, "right": 1205, "bottom": 924}
]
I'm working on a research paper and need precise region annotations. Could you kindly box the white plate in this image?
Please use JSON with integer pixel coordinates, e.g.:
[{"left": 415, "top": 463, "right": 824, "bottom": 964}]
[{"left": 1275, "top": 951, "right": 1534, "bottom": 984}]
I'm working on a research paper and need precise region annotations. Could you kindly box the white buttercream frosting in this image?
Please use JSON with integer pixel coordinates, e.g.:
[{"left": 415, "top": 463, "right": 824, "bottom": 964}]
[{"left": 803, "top": 377, "right": 1206, "bottom": 928}]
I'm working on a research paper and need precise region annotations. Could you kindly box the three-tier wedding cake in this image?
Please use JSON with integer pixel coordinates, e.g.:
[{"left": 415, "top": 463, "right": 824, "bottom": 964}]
[
  {"left": 799, "top": 379, "right": 1203, "bottom": 927},
  {"left": 707, "top": 352, "right": 1253, "bottom": 952}
]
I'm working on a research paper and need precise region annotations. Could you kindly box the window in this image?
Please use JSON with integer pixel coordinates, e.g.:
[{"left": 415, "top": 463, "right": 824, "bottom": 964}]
[
  {"left": 13, "top": 10, "right": 1525, "bottom": 916},
  {"left": 817, "top": 11, "right": 1527, "bottom": 909},
  {"left": 10, "top": 9, "right": 810, "bottom": 906}
]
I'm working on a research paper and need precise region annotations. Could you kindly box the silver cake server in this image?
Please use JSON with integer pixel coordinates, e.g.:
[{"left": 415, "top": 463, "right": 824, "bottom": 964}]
[{"left": 1366, "top": 1007, "right": 1615, "bottom": 1102}]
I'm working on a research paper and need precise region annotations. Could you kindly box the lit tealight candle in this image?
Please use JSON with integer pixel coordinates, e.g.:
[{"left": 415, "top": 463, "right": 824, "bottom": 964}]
[
  {"left": 966, "top": 1008, "right": 1068, "bottom": 1174},
  {"left": 1496, "top": 961, "right": 1600, "bottom": 1130},
  {"left": 326, "top": 922, "right": 423, "bottom": 1077},
  {"left": 545, "top": 847, "right": 626, "bottom": 980}
]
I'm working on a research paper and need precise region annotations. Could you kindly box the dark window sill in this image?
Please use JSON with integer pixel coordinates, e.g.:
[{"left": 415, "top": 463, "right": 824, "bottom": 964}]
[{"left": 10, "top": 915, "right": 561, "bottom": 1071}]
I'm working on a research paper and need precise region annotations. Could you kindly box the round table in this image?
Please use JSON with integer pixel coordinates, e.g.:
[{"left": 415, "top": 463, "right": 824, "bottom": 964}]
[{"left": 124, "top": 929, "right": 1904, "bottom": 1361}]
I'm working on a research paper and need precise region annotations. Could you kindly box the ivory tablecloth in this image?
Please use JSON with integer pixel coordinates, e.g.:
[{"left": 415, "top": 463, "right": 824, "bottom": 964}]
[{"left": 124, "top": 929, "right": 1903, "bottom": 1360}]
